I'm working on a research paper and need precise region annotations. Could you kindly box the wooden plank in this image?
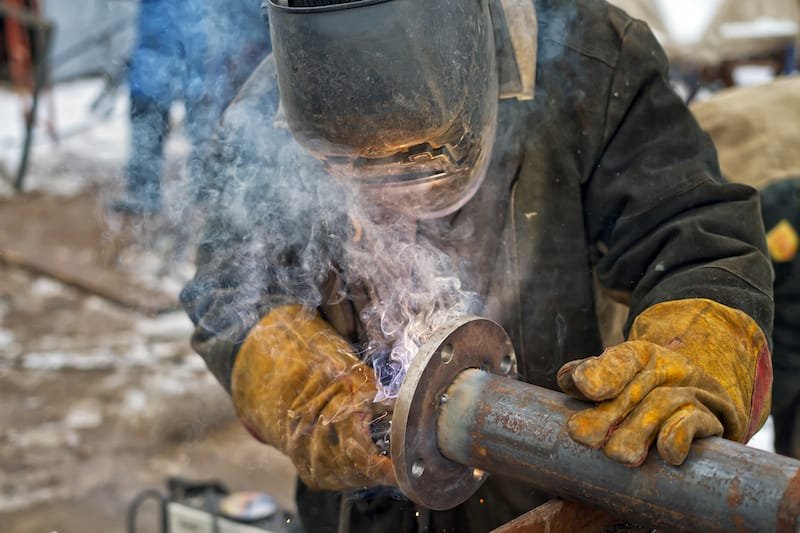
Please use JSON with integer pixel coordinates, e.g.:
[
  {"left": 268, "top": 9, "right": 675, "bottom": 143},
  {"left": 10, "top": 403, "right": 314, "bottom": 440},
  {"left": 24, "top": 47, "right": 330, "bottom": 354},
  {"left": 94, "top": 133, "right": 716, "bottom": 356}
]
[
  {"left": 491, "top": 499, "right": 628, "bottom": 533},
  {"left": 0, "top": 246, "right": 177, "bottom": 314},
  {"left": 0, "top": 191, "right": 178, "bottom": 315}
]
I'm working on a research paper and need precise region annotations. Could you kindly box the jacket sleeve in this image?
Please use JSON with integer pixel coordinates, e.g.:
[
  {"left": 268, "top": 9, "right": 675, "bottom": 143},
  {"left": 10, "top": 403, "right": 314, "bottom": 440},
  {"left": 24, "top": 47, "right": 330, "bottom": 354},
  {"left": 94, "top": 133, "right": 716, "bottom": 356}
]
[
  {"left": 180, "top": 56, "right": 344, "bottom": 392},
  {"left": 181, "top": 238, "right": 262, "bottom": 394},
  {"left": 582, "top": 19, "right": 774, "bottom": 338},
  {"left": 180, "top": 218, "right": 295, "bottom": 393}
]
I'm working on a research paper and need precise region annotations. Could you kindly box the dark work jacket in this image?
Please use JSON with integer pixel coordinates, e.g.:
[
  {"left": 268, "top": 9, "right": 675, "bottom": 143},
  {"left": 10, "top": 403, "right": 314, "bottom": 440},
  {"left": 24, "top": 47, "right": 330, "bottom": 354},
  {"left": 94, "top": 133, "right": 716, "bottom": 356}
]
[{"left": 181, "top": 0, "right": 774, "bottom": 531}]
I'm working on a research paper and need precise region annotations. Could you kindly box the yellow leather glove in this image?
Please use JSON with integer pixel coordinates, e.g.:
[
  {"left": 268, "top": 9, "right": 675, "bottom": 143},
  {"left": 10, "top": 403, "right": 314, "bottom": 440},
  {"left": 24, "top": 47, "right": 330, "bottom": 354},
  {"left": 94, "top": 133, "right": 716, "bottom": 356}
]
[
  {"left": 231, "top": 304, "right": 396, "bottom": 491},
  {"left": 557, "top": 299, "right": 772, "bottom": 466}
]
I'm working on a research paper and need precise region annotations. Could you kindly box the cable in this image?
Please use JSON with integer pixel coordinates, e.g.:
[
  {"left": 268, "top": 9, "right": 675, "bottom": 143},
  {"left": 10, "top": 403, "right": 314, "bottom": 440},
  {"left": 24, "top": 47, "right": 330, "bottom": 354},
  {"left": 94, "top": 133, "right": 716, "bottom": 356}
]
[{"left": 126, "top": 489, "right": 167, "bottom": 533}]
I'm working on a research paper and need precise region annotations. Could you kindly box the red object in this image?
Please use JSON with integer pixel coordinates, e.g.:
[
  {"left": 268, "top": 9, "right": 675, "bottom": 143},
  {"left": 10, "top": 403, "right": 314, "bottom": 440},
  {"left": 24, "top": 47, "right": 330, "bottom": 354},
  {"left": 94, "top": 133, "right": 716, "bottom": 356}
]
[{"left": 2, "top": 0, "right": 39, "bottom": 92}]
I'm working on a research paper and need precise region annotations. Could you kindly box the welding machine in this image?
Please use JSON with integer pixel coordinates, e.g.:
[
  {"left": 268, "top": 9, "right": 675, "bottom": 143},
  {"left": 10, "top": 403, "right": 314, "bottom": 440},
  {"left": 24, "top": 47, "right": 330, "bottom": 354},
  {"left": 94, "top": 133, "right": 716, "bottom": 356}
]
[{"left": 127, "top": 477, "right": 301, "bottom": 533}]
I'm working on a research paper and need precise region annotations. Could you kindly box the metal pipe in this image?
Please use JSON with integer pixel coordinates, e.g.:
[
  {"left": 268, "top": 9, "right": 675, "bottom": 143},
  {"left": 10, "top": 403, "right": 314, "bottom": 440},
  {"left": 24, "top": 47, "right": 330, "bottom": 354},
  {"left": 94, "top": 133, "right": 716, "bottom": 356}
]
[{"left": 438, "top": 368, "right": 800, "bottom": 532}]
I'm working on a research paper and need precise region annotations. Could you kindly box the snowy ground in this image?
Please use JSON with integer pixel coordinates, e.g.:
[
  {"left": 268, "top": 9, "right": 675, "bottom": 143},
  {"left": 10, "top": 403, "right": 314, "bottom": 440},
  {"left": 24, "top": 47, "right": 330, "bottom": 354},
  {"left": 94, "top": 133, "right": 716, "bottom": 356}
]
[
  {"left": 748, "top": 415, "right": 776, "bottom": 452},
  {"left": 0, "top": 77, "right": 190, "bottom": 197}
]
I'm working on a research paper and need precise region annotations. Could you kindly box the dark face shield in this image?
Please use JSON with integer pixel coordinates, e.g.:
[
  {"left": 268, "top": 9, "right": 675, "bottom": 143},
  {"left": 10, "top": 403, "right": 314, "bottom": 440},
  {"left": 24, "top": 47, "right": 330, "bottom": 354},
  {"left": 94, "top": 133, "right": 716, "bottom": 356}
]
[{"left": 267, "top": 0, "right": 498, "bottom": 219}]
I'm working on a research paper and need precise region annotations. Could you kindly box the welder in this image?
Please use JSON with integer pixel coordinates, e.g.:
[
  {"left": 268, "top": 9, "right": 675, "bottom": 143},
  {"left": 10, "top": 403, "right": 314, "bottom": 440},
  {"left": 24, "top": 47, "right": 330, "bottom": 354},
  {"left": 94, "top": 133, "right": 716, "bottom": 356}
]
[{"left": 180, "top": 0, "right": 774, "bottom": 530}]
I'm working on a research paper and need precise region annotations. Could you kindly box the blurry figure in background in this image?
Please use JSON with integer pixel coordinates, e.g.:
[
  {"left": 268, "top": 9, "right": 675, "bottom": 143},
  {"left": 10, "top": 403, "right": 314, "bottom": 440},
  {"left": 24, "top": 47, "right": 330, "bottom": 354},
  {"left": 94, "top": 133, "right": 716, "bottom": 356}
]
[
  {"left": 692, "top": 77, "right": 800, "bottom": 458},
  {"left": 180, "top": 1, "right": 776, "bottom": 530},
  {"left": 113, "top": 0, "right": 270, "bottom": 215},
  {"left": 762, "top": 179, "right": 800, "bottom": 458}
]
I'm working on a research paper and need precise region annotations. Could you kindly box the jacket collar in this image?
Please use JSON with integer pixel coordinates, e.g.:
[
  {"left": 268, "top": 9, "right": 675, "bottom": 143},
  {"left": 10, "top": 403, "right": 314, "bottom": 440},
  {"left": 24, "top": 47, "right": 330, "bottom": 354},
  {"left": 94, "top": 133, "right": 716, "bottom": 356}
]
[{"left": 496, "top": 0, "right": 538, "bottom": 101}]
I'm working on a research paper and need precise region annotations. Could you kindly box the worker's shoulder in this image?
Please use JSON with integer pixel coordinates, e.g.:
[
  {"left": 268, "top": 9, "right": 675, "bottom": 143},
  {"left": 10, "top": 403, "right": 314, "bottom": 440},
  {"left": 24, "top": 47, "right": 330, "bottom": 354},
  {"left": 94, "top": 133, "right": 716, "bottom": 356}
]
[{"left": 536, "top": 0, "right": 644, "bottom": 68}]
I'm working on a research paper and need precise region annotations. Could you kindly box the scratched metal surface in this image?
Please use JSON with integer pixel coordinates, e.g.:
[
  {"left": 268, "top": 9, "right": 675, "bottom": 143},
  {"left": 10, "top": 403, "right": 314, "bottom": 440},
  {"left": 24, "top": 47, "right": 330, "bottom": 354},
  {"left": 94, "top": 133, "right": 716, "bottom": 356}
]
[{"left": 439, "top": 369, "right": 800, "bottom": 532}]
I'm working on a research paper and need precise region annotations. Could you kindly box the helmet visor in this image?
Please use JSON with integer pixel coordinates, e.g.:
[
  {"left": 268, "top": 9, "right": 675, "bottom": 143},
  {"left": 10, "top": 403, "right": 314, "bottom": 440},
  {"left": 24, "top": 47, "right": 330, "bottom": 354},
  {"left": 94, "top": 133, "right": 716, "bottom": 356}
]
[{"left": 268, "top": 0, "right": 498, "bottom": 218}]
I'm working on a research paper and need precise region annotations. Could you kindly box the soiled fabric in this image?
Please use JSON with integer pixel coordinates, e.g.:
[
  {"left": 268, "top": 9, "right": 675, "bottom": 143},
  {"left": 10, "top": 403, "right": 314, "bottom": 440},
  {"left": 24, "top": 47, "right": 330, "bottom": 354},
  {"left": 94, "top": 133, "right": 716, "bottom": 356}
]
[
  {"left": 181, "top": 0, "right": 774, "bottom": 530},
  {"left": 559, "top": 299, "right": 772, "bottom": 466}
]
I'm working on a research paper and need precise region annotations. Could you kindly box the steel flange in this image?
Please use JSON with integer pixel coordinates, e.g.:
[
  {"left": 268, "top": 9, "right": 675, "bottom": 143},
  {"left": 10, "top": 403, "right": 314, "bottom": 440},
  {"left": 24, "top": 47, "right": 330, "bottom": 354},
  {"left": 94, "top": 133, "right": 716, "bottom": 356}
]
[{"left": 391, "top": 316, "right": 517, "bottom": 510}]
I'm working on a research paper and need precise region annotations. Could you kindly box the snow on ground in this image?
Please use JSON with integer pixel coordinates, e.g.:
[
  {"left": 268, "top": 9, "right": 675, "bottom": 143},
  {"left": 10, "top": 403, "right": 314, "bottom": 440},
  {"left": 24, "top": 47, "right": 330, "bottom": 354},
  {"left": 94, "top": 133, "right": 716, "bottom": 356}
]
[
  {"left": 721, "top": 17, "right": 800, "bottom": 40},
  {"left": 650, "top": 0, "right": 800, "bottom": 45},
  {"left": 0, "top": 77, "right": 257, "bottom": 527},
  {"left": 1, "top": 77, "right": 201, "bottom": 301},
  {"left": 748, "top": 416, "right": 776, "bottom": 453},
  {"left": 0, "top": 77, "right": 189, "bottom": 198}
]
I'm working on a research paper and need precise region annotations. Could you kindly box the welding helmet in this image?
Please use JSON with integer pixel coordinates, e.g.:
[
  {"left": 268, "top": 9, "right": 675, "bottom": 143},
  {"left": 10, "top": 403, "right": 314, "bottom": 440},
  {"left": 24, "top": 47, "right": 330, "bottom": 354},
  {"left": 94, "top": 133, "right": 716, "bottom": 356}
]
[{"left": 266, "top": 0, "right": 498, "bottom": 219}]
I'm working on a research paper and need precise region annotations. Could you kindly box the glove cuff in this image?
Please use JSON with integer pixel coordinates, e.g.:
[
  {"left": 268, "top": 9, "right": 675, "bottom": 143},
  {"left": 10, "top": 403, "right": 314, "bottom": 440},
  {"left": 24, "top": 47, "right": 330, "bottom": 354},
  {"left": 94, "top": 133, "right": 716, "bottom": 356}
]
[{"left": 629, "top": 298, "right": 772, "bottom": 441}]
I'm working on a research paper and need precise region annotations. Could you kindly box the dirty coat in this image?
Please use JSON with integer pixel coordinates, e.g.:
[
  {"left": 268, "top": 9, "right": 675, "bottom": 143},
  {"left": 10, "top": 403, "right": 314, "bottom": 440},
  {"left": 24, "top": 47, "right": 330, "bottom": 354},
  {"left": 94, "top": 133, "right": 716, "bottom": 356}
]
[{"left": 181, "top": 0, "right": 774, "bottom": 531}]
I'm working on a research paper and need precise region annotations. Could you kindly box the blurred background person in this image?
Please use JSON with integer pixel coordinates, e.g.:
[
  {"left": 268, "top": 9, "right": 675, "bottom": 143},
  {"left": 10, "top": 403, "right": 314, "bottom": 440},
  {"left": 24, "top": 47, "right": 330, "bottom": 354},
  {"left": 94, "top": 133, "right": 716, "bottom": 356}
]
[
  {"left": 112, "top": 0, "right": 271, "bottom": 215},
  {"left": 761, "top": 177, "right": 800, "bottom": 459}
]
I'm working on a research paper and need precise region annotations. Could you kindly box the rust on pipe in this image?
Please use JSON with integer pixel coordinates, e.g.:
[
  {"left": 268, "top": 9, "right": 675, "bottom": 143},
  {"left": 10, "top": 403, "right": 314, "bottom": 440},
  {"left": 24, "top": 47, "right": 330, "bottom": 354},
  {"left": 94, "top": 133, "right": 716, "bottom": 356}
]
[
  {"left": 437, "top": 368, "right": 800, "bottom": 532},
  {"left": 778, "top": 469, "right": 800, "bottom": 532}
]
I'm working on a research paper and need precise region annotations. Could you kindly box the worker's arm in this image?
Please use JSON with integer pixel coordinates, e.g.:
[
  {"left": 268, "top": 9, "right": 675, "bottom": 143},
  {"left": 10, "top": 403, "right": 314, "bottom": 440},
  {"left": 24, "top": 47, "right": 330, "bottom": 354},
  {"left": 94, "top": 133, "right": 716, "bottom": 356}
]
[
  {"left": 565, "top": 19, "right": 774, "bottom": 465},
  {"left": 183, "top": 237, "right": 394, "bottom": 491},
  {"left": 181, "top": 57, "right": 391, "bottom": 491},
  {"left": 180, "top": 56, "right": 293, "bottom": 393}
]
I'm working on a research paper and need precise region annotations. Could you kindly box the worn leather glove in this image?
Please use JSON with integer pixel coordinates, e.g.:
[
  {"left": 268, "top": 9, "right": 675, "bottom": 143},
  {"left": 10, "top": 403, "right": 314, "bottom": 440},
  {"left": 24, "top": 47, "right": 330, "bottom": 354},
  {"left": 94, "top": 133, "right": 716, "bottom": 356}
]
[
  {"left": 231, "top": 304, "right": 396, "bottom": 491},
  {"left": 558, "top": 299, "right": 772, "bottom": 466}
]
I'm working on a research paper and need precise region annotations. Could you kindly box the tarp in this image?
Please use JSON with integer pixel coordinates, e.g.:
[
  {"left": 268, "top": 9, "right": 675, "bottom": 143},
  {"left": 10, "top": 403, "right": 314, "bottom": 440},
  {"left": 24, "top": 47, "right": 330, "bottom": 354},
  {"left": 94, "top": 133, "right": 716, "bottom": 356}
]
[
  {"left": 690, "top": 75, "right": 800, "bottom": 188},
  {"left": 610, "top": 0, "right": 799, "bottom": 64}
]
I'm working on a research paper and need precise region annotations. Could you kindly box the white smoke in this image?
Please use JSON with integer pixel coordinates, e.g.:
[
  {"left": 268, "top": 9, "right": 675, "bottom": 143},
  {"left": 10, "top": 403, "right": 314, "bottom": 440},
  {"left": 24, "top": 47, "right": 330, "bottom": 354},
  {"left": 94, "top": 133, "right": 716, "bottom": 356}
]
[{"left": 194, "top": 58, "right": 479, "bottom": 400}]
